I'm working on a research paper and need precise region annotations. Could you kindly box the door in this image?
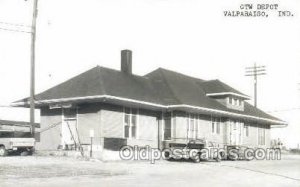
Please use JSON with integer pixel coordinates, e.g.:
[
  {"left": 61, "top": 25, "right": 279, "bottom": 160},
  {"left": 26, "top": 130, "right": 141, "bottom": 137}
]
[
  {"left": 61, "top": 119, "right": 78, "bottom": 148},
  {"left": 230, "top": 121, "right": 243, "bottom": 145}
]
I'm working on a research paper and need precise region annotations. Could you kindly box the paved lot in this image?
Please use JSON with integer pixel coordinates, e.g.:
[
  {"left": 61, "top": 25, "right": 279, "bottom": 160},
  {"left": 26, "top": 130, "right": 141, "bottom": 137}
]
[{"left": 0, "top": 154, "right": 300, "bottom": 187}]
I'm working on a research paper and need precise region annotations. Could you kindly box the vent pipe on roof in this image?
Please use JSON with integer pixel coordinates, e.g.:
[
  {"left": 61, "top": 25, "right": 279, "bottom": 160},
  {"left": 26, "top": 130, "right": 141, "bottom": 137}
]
[{"left": 121, "top": 49, "right": 132, "bottom": 74}]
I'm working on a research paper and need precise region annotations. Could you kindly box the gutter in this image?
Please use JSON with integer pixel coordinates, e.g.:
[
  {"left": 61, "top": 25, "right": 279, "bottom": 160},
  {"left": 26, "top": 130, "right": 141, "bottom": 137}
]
[
  {"left": 168, "top": 104, "right": 287, "bottom": 125},
  {"left": 11, "top": 95, "right": 166, "bottom": 108},
  {"left": 270, "top": 124, "right": 288, "bottom": 128},
  {"left": 11, "top": 94, "right": 287, "bottom": 125}
]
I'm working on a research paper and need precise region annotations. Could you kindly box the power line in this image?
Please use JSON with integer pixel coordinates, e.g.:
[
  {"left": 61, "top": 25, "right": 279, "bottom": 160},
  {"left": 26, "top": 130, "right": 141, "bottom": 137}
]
[
  {"left": 0, "top": 21, "right": 31, "bottom": 28},
  {"left": 267, "top": 107, "right": 300, "bottom": 113},
  {"left": 0, "top": 27, "right": 31, "bottom": 34},
  {"left": 245, "top": 62, "right": 267, "bottom": 108}
]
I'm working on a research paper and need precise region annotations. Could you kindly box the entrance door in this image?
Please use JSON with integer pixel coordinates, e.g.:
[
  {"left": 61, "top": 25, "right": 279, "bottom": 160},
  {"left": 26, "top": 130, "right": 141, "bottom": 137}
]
[
  {"left": 230, "top": 121, "right": 243, "bottom": 145},
  {"left": 61, "top": 119, "right": 78, "bottom": 149}
]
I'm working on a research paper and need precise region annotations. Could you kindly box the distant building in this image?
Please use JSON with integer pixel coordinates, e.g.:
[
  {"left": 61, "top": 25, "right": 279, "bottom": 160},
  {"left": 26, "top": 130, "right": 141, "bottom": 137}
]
[{"left": 13, "top": 50, "right": 286, "bottom": 152}]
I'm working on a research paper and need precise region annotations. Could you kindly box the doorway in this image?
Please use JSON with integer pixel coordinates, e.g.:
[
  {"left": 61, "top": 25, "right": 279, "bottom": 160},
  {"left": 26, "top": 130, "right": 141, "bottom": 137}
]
[
  {"left": 61, "top": 108, "right": 79, "bottom": 150},
  {"left": 229, "top": 120, "right": 243, "bottom": 145}
]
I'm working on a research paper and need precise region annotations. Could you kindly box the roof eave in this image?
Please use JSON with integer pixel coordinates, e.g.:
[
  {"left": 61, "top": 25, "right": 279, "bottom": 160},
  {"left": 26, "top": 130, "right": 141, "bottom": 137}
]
[
  {"left": 168, "top": 104, "right": 287, "bottom": 125},
  {"left": 11, "top": 95, "right": 286, "bottom": 125},
  {"left": 206, "top": 92, "right": 251, "bottom": 100},
  {"left": 11, "top": 95, "right": 166, "bottom": 110}
]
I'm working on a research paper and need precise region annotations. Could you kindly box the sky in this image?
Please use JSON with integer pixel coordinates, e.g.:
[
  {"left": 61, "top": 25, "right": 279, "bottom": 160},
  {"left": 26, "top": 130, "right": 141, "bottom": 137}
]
[{"left": 0, "top": 0, "right": 299, "bottom": 148}]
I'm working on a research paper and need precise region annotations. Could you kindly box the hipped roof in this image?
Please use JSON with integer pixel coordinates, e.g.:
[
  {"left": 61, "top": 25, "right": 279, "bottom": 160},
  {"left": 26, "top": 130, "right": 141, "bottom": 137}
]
[{"left": 13, "top": 66, "right": 286, "bottom": 125}]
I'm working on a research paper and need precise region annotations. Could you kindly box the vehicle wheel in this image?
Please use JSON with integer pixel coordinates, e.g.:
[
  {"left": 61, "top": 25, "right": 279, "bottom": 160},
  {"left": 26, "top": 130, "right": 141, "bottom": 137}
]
[
  {"left": 229, "top": 157, "right": 237, "bottom": 161},
  {"left": 0, "top": 146, "right": 7, "bottom": 157},
  {"left": 193, "top": 153, "right": 201, "bottom": 163},
  {"left": 28, "top": 148, "right": 34, "bottom": 155},
  {"left": 164, "top": 151, "right": 170, "bottom": 159},
  {"left": 20, "top": 151, "right": 29, "bottom": 156}
]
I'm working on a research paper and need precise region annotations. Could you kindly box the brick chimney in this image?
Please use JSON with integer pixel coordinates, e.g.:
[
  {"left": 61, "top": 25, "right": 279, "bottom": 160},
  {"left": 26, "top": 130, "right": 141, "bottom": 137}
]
[{"left": 121, "top": 49, "right": 132, "bottom": 74}]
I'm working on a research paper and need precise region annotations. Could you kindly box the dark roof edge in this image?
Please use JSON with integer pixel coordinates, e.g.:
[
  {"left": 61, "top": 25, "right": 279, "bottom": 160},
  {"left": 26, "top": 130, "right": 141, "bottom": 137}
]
[{"left": 11, "top": 94, "right": 287, "bottom": 125}]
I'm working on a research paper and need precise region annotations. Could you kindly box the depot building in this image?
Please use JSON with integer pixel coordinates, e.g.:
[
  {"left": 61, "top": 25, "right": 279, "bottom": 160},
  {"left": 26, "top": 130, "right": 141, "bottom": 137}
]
[{"left": 13, "top": 50, "right": 286, "bottom": 154}]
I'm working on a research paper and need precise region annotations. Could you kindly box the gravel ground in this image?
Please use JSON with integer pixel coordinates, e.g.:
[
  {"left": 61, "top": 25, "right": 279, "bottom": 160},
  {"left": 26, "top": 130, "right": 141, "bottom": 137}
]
[{"left": 0, "top": 154, "right": 300, "bottom": 187}]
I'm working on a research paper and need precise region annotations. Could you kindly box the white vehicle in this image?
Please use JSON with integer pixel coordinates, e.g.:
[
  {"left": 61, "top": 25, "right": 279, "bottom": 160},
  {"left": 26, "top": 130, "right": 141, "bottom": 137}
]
[{"left": 0, "top": 129, "right": 35, "bottom": 156}]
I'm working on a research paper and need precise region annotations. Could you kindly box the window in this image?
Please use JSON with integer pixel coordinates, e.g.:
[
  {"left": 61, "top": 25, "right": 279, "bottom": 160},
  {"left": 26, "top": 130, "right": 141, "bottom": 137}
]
[
  {"left": 164, "top": 116, "right": 172, "bottom": 140},
  {"left": 124, "top": 113, "right": 130, "bottom": 138},
  {"left": 258, "top": 126, "right": 265, "bottom": 145},
  {"left": 172, "top": 113, "right": 176, "bottom": 138},
  {"left": 0, "top": 131, "right": 32, "bottom": 138},
  {"left": 189, "top": 114, "right": 197, "bottom": 139},
  {"left": 212, "top": 119, "right": 215, "bottom": 133},
  {"left": 234, "top": 99, "right": 238, "bottom": 106},
  {"left": 195, "top": 116, "right": 199, "bottom": 139},
  {"left": 124, "top": 108, "right": 130, "bottom": 138},
  {"left": 239, "top": 100, "right": 243, "bottom": 106},
  {"left": 131, "top": 115, "right": 137, "bottom": 138},
  {"left": 63, "top": 108, "right": 77, "bottom": 119},
  {"left": 244, "top": 124, "right": 249, "bottom": 137},
  {"left": 186, "top": 114, "right": 200, "bottom": 139},
  {"left": 216, "top": 120, "right": 220, "bottom": 134},
  {"left": 212, "top": 117, "right": 221, "bottom": 134},
  {"left": 228, "top": 97, "right": 244, "bottom": 106},
  {"left": 228, "top": 97, "right": 233, "bottom": 104},
  {"left": 124, "top": 107, "right": 138, "bottom": 139}
]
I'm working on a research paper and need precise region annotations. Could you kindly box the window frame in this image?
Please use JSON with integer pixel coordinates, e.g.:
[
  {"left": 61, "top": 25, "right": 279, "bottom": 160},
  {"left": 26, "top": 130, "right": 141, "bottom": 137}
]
[
  {"left": 216, "top": 119, "right": 220, "bottom": 134},
  {"left": 195, "top": 115, "right": 199, "bottom": 139},
  {"left": 228, "top": 97, "right": 233, "bottom": 105},
  {"left": 123, "top": 107, "right": 139, "bottom": 139},
  {"left": 212, "top": 117, "right": 215, "bottom": 133},
  {"left": 258, "top": 125, "right": 266, "bottom": 145},
  {"left": 228, "top": 97, "right": 244, "bottom": 107},
  {"left": 211, "top": 117, "right": 221, "bottom": 134},
  {"left": 163, "top": 112, "right": 172, "bottom": 141},
  {"left": 244, "top": 124, "right": 250, "bottom": 137},
  {"left": 234, "top": 98, "right": 238, "bottom": 106},
  {"left": 186, "top": 114, "right": 201, "bottom": 140},
  {"left": 238, "top": 99, "right": 244, "bottom": 106},
  {"left": 190, "top": 114, "right": 197, "bottom": 139},
  {"left": 63, "top": 108, "right": 77, "bottom": 120}
]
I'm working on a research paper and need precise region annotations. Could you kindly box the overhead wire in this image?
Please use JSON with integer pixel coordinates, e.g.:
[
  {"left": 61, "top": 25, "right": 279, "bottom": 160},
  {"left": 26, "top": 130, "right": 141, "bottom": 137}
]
[
  {"left": 0, "top": 27, "right": 31, "bottom": 34},
  {"left": 0, "top": 21, "right": 31, "bottom": 28},
  {"left": 0, "top": 20, "right": 32, "bottom": 34},
  {"left": 267, "top": 108, "right": 300, "bottom": 113}
]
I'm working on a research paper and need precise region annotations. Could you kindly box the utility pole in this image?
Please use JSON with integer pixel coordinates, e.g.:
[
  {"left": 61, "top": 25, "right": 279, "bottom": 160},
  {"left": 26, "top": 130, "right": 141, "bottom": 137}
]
[
  {"left": 30, "top": 0, "right": 39, "bottom": 136},
  {"left": 245, "top": 63, "right": 266, "bottom": 107}
]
